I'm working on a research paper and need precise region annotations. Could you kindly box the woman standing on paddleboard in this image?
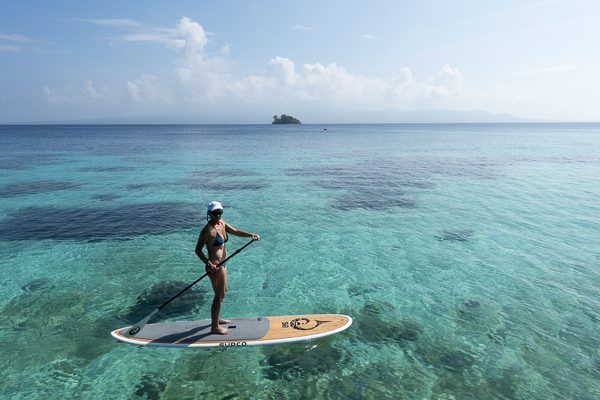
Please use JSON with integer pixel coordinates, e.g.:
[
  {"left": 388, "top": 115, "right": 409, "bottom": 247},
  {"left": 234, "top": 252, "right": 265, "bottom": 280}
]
[{"left": 195, "top": 201, "right": 260, "bottom": 335}]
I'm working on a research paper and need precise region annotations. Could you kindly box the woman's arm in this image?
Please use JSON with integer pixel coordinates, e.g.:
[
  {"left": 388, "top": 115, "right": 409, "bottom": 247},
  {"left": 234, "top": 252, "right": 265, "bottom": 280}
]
[
  {"left": 195, "top": 227, "right": 210, "bottom": 264},
  {"left": 225, "top": 222, "right": 260, "bottom": 240}
]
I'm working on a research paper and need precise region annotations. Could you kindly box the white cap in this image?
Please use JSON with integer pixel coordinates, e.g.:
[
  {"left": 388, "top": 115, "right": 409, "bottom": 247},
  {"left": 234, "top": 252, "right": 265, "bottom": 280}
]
[{"left": 207, "top": 201, "right": 223, "bottom": 212}]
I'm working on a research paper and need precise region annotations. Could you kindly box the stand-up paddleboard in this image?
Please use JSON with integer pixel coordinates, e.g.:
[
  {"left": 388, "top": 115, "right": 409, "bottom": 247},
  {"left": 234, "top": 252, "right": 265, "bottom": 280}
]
[{"left": 112, "top": 314, "right": 352, "bottom": 348}]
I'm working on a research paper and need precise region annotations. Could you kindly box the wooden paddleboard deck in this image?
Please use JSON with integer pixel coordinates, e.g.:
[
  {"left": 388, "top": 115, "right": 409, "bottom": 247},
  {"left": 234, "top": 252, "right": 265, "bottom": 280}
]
[{"left": 111, "top": 314, "right": 352, "bottom": 348}]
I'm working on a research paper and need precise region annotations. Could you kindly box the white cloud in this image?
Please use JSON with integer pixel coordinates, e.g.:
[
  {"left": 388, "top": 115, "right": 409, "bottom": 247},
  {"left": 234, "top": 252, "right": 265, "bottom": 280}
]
[
  {"left": 219, "top": 45, "right": 231, "bottom": 56},
  {"left": 267, "top": 56, "right": 297, "bottom": 85},
  {"left": 111, "top": 18, "right": 205, "bottom": 51},
  {"left": 45, "top": 17, "right": 467, "bottom": 115},
  {"left": 167, "top": 17, "right": 233, "bottom": 100},
  {"left": 42, "top": 85, "right": 67, "bottom": 104},
  {"left": 230, "top": 57, "right": 463, "bottom": 111},
  {"left": 81, "top": 80, "right": 105, "bottom": 101},
  {"left": 109, "top": 17, "right": 460, "bottom": 109},
  {"left": 361, "top": 34, "right": 377, "bottom": 40},
  {"left": 113, "top": 17, "right": 211, "bottom": 53},
  {"left": 176, "top": 16, "right": 208, "bottom": 53},
  {"left": 291, "top": 25, "right": 316, "bottom": 31},
  {"left": 0, "top": 33, "right": 36, "bottom": 42},
  {"left": 43, "top": 81, "right": 108, "bottom": 104},
  {"left": 113, "top": 17, "right": 226, "bottom": 96},
  {"left": 0, "top": 33, "right": 35, "bottom": 53},
  {"left": 126, "top": 74, "right": 172, "bottom": 103},
  {"left": 132, "top": 18, "right": 465, "bottom": 108},
  {"left": 117, "top": 32, "right": 183, "bottom": 50},
  {"left": 300, "top": 62, "right": 386, "bottom": 105},
  {"left": 429, "top": 64, "right": 463, "bottom": 95},
  {"left": 82, "top": 18, "right": 141, "bottom": 27}
]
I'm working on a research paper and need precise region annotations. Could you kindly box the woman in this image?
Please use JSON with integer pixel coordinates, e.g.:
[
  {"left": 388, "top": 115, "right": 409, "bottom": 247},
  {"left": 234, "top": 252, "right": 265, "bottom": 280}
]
[{"left": 195, "top": 201, "right": 260, "bottom": 335}]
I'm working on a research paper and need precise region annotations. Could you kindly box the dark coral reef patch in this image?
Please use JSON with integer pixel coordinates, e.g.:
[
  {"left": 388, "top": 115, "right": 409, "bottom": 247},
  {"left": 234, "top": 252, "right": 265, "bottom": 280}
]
[
  {"left": 0, "top": 180, "right": 81, "bottom": 198},
  {"left": 0, "top": 202, "right": 199, "bottom": 241}
]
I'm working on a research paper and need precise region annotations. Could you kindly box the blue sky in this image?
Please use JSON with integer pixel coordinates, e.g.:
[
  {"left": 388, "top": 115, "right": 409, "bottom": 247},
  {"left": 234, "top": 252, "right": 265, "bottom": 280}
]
[{"left": 1, "top": 0, "right": 598, "bottom": 123}]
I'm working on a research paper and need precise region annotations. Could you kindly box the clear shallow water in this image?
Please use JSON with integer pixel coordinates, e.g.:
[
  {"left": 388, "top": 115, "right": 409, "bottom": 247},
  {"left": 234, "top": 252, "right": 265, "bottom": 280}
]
[{"left": 0, "top": 124, "right": 599, "bottom": 399}]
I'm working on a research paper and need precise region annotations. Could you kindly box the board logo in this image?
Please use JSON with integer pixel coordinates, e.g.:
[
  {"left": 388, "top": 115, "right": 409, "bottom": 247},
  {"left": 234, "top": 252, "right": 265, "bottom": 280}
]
[
  {"left": 282, "top": 317, "right": 331, "bottom": 331},
  {"left": 219, "top": 342, "right": 247, "bottom": 347}
]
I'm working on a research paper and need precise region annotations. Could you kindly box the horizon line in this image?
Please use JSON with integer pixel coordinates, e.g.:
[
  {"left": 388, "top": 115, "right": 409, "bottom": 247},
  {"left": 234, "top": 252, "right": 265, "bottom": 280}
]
[{"left": 2, "top": 121, "right": 600, "bottom": 126}]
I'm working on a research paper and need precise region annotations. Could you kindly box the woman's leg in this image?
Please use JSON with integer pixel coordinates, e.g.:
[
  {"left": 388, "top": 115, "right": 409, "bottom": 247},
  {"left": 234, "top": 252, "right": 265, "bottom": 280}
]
[
  {"left": 216, "top": 266, "right": 230, "bottom": 324},
  {"left": 209, "top": 267, "right": 230, "bottom": 334}
]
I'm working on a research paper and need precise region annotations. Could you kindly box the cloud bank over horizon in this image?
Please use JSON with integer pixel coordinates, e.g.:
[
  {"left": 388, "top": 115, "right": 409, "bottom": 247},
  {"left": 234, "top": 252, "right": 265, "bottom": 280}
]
[
  {"left": 2, "top": 2, "right": 598, "bottom": 123},
  {"left": 38, "top": 17, "right": 473, "bottom": 122}
]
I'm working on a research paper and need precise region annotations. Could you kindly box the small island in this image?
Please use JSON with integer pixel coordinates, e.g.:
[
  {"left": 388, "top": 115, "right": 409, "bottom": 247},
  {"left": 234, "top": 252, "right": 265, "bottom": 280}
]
[{"left": 272, "top": 114, "right": 301, "bottom": 124}]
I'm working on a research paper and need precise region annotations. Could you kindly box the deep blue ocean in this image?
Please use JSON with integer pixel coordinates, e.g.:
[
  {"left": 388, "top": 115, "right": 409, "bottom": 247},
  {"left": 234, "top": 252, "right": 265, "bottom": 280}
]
[{"left": 0, "top": 124, "right": 599, "bottom": 399}]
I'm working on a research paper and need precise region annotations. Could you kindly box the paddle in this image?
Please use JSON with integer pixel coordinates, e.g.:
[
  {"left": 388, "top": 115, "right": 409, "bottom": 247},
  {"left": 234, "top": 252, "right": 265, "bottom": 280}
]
[{"left": 126, "top": 238, "right": 257, "bottom": 336}]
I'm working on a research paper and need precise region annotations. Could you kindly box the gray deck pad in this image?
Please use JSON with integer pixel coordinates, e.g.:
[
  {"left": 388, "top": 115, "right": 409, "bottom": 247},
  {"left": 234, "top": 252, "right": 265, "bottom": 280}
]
[{"left": 119, "top": 317, "right": 270, "bottom": 344}]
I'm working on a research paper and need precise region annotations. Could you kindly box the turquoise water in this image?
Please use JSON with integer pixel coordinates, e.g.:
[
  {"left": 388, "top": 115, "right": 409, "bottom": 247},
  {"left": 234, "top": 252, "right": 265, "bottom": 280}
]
[{"left": 0, "top": 124, "right": 599, "bottom": 399}]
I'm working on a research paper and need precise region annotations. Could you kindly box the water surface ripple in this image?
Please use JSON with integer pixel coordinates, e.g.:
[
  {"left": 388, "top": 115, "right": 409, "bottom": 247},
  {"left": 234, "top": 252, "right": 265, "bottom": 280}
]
[{"left": 0, "top": 123, "right": 599, "bottom": 399}]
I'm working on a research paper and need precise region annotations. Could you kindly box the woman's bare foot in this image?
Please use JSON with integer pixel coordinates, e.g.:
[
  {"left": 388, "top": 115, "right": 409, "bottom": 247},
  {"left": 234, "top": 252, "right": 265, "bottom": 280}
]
[
  {"left": 219, "top": 318, "right": 231, "bottom": 324},
  {"left": 210, "top": 326, "right": 230, "bottom": 335}
]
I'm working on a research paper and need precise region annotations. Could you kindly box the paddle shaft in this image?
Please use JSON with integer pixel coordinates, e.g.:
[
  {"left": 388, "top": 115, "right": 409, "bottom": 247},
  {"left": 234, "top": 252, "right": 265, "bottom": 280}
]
[
  {"left": 158, "top": 238, "right": 255, "bottom": 311},
  {"left": 126, "top": 238, "right": 256, "bottom": 336}
]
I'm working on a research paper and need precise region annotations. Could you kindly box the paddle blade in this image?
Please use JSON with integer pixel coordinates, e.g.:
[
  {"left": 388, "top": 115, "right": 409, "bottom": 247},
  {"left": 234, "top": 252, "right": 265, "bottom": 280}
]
[{"left": 125, "top": 308, "right": 159, "bottom": 337}]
